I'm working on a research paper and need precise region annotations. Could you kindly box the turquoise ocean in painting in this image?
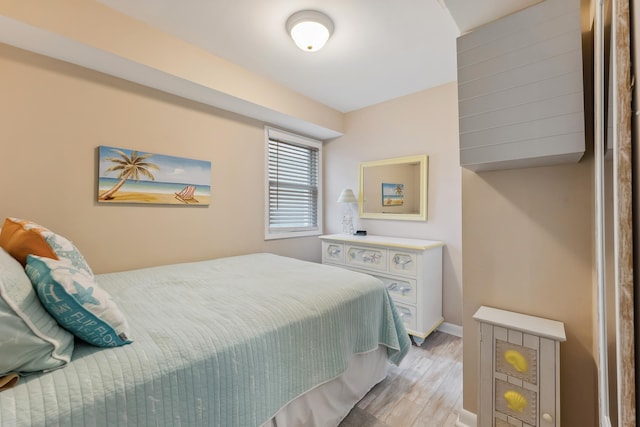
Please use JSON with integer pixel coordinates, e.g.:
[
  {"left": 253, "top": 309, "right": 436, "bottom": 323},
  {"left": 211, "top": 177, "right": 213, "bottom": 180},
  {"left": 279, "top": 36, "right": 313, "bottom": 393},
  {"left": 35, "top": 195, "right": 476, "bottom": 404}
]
[{"left": 98, "top": 177, "right": 211, "bottom": 196}]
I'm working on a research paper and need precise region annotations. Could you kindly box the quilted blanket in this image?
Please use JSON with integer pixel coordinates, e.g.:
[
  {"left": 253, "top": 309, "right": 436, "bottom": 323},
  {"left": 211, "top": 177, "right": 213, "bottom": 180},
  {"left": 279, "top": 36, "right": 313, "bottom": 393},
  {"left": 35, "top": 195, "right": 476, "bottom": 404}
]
[{"left": 0, "top": 253, "right": 410, "bottom": 427}]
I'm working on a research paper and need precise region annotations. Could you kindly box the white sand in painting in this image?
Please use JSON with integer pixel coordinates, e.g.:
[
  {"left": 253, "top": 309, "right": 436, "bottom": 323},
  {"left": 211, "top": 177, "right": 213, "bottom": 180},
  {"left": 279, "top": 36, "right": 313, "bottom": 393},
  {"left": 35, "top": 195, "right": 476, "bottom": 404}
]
[{"left": 98, "top": 191, "right": 210, "bottom": 205}]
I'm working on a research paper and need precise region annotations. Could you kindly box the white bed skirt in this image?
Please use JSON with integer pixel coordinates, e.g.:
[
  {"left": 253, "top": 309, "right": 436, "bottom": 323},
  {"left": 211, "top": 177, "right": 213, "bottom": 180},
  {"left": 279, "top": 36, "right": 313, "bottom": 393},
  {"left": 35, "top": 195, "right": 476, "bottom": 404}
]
[{"left": 262, "top": 346, "right": 389, "bottom": 427}]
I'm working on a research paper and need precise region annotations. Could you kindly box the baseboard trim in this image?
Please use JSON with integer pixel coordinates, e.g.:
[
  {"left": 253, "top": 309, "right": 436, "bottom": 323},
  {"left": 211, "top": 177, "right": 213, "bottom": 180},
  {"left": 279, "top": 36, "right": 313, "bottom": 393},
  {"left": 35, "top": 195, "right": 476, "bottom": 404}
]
[
  {"left": 437, "top": 322, "right": 462, "bottom": 337},
  {"left": 455, "top": 409, "right": 477, "bottom": 427}
]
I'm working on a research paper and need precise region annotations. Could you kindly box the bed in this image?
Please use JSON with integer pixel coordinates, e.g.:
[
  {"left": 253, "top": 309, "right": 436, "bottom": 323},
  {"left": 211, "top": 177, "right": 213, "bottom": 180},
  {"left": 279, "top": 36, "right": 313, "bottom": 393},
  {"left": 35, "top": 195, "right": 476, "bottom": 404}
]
[{"left": 0, "top": 230, "right": 411, "bottom": 427}]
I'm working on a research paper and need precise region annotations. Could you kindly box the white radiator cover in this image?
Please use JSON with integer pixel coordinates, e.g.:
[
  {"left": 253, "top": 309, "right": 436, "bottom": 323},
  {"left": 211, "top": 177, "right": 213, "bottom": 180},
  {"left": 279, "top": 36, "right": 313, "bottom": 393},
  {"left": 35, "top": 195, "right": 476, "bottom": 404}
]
[{"left": 456, "top": 0, "right": 585, "bottom": 171}]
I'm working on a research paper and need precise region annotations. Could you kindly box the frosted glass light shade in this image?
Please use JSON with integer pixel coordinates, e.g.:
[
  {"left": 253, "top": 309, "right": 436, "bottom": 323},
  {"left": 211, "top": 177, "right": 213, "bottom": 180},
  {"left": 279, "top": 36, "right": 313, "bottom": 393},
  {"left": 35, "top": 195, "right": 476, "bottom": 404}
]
[
  {"left": 286, "top": 10, "right": 334, "bottom": 52},
  {"left": 337, "top": 189, "right": 357, "bottom": 204}
]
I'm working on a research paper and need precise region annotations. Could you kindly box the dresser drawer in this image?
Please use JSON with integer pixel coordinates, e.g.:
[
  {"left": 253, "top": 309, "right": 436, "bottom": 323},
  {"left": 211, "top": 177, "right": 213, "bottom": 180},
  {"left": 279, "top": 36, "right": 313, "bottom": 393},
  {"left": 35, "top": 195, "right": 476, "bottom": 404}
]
[
  {"left": 389, "top": 249, "right": 418, "bottom": 277},
  {"left": 322, "top": 242, "right": 345, "bottom": 264},
  {"left": 393, "top": 302, "right": 417, "bottom": 332},
  {"left": 372, "top": 274, "right": 417, "bottom": 305},
  {"left": 345, "top": 245, "right": 387, "bottom": 272}
]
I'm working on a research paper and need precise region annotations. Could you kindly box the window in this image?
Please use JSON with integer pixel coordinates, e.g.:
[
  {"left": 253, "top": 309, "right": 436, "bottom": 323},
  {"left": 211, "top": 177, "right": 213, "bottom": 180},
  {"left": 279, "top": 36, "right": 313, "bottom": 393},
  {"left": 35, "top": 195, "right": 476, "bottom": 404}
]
[{"left": 265, "top": 127, "right": 322, "bottom": 240}]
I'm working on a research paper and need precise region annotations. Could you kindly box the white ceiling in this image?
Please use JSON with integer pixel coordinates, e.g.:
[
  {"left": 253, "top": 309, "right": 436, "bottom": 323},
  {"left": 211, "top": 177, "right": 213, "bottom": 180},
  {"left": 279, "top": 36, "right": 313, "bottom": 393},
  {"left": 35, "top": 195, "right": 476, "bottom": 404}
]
[{"left": 97, "top": 0, "right": 542, "bottom": 113}]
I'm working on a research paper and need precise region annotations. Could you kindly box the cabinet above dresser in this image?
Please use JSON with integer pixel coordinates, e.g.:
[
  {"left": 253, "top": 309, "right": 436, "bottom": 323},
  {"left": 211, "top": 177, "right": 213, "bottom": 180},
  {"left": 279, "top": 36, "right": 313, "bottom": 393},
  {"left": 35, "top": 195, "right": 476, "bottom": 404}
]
[{"left": 319, "top": 234, "right": 444, "bottom": 344}]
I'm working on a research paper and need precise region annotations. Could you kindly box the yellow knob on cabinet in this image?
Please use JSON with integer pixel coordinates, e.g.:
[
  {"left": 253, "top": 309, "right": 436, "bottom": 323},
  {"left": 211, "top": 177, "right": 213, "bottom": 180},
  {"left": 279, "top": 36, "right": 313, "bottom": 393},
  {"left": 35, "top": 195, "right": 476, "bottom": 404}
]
[
  {"left": 504, "top": 349, "right": 528, "bottom": 372},
  {"left": 504, "top": 390, "right": 528, "bottom": 412}
]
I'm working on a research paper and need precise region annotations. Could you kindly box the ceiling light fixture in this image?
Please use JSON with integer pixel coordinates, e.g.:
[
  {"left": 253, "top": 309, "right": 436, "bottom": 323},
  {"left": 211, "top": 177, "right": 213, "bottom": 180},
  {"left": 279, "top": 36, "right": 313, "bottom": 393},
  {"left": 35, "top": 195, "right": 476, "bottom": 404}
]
[{"left": 286, "top": 10, "right": 334, "bottom": 52}]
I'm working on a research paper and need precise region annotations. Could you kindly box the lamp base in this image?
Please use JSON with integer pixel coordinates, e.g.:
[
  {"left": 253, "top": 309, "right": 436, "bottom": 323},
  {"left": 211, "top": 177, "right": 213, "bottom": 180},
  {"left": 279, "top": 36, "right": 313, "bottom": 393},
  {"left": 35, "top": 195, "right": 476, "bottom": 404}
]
[{"left": 341, "top": 213, "right": 354, "bottom": 235}]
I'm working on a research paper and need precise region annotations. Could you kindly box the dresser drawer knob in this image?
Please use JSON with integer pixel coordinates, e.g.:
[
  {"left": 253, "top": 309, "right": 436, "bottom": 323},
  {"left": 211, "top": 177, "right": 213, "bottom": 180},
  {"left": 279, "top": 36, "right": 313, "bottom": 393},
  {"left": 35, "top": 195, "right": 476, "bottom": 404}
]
[
  {"left": 397, "top": 307, "right": 412, "bottom": 322},
  {"left": 392, "top": 254, "right": 413, "bottom": 268},
  {"left": 387, "top": 282, "right": 411, "bottom": 295},
  {"left": 542, "top": 413, "right": 553, "bottom": 423}
]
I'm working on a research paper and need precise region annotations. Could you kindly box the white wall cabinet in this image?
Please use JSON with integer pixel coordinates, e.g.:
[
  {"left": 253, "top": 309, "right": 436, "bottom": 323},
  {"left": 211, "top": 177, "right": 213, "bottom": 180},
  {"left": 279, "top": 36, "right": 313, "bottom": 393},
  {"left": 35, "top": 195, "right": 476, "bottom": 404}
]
[
  {"left": 319, "top": 234, "right": 444, "bottom": 344},
  {"left": 473, "top": 306, "right": 566, "bottom": 427},
  {"left": 456, "top": 0, "right": 584, "bottom": 171}
]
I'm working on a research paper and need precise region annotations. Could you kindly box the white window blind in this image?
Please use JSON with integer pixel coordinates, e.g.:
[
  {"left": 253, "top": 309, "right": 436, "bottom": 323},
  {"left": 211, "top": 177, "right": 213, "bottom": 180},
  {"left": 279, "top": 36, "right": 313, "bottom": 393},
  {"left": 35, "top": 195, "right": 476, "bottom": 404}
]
[{"left": 265, "top": 127, "right": 322, "bottom": 239}]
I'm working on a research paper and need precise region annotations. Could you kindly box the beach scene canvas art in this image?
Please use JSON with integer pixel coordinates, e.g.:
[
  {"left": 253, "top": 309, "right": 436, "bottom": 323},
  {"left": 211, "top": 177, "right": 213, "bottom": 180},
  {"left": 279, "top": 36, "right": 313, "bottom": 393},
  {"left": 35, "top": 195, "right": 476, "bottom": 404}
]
[
  {"left": 98, "top": 146, "right": 211, "bottom": 205},
  {"left": 382, "top": 183, "right": 404, "bottom": 206}
]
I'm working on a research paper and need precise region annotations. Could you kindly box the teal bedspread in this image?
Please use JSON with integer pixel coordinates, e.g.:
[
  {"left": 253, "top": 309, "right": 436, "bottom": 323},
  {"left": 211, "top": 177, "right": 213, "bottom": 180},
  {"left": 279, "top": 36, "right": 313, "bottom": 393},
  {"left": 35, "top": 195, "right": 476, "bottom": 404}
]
[{"left": 0, "top": 253, "right": 410, "bottom": 427}]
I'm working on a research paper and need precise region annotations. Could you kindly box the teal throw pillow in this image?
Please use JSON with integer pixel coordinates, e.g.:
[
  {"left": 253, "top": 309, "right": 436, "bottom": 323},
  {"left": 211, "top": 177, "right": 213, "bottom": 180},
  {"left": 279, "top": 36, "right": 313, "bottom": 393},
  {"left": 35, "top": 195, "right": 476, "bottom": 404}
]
[{"left": 25, "top": 255, "right": 132, "bottom": 348}]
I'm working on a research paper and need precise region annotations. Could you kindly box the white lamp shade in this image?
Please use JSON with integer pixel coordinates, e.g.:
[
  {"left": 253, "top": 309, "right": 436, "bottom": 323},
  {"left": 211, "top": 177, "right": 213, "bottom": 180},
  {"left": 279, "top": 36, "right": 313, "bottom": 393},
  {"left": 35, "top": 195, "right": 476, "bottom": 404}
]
[
  {"left": 286, "top": 10, "right": 334, "bottom": 52},
  {"left": 337, "top": 188, "right": 357, "bottom": 203}
]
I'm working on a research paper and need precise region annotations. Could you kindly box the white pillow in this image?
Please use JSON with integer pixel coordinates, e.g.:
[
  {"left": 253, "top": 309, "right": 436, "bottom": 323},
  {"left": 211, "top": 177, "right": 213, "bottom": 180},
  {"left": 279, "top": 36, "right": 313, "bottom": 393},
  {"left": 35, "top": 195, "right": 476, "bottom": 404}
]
[{"left": 0, "top": 249, "right": 74, "bottom": 375}]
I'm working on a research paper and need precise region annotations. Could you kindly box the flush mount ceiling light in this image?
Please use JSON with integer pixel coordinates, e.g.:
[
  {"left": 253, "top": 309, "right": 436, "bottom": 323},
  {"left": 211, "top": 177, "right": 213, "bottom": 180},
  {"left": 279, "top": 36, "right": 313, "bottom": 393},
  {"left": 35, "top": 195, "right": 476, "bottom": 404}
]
[{"left": 286, "top": 10, "right": 334, "bottom": 52}]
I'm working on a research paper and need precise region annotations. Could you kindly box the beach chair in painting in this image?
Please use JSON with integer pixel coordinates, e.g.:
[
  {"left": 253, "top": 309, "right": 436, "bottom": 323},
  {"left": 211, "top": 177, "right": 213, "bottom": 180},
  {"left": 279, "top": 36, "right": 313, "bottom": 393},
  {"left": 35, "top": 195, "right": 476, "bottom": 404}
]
[{"left": 174, "top": 185, "right": 199, "bottom": 204}]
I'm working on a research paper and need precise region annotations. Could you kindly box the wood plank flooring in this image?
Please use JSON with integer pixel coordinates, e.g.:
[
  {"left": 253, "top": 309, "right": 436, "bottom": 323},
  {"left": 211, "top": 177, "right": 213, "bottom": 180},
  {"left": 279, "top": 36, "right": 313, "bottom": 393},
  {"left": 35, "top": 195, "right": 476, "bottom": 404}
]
[{"left": 339, "top": 331, "right": 463, "bottom": 427}]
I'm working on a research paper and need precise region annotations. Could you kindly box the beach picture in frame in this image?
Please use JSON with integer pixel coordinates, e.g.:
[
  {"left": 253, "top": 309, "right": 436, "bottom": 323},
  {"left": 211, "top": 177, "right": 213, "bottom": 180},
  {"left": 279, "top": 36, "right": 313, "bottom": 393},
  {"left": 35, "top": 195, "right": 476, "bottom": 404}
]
[
  {"left": 97, "top": 145, "right": 211, "bottom": 205},
  {"left": 382, "top": 183, "right": 404, "bottom": 206}
]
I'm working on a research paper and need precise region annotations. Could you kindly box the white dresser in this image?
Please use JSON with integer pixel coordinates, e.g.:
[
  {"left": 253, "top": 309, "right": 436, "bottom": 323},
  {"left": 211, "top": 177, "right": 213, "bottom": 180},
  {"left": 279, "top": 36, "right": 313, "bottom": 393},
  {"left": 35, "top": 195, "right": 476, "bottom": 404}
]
[
  {"left": 319, "top": 234, "right": 444, "bottom": 344},
  {"left": 473, "top": 306, "right": 566, "bottom": 427}
]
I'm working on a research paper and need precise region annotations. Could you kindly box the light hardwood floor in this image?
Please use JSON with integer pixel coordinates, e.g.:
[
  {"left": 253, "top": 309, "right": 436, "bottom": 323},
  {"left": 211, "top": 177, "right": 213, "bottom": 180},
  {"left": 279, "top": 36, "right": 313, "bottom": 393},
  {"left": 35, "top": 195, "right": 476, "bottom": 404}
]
[{"left": 339, "top": 331, "right": 463, "bottom": 427}]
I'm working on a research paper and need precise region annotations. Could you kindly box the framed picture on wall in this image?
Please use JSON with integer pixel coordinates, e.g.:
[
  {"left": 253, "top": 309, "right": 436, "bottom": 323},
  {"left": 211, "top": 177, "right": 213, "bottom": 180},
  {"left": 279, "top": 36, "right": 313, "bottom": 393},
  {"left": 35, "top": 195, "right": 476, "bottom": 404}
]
[
  {"left": 97, "top": 145, "right": 211, "bottom": 206},
  {"left": 382, "top": 183, "right": 404, "bottom": 206}
]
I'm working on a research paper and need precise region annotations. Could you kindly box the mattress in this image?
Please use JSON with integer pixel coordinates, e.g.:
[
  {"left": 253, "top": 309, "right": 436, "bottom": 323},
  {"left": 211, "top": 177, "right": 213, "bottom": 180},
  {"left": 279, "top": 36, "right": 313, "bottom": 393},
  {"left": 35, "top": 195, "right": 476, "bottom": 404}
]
[{"left": 0, "top": 253, "right": 410, "bottom": 427}]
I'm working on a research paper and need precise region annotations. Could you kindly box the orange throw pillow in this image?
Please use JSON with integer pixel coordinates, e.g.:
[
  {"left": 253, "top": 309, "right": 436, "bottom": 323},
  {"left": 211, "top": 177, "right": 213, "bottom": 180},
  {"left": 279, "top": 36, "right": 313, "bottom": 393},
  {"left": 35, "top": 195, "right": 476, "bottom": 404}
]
[{"left": 0, "top": 218, "right": 59, "bottom": 266}]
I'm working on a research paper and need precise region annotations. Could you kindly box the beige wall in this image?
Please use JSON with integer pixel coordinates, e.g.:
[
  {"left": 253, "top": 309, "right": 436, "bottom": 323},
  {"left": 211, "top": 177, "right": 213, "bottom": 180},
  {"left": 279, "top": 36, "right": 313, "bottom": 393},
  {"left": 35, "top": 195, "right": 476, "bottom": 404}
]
[
  {"left": 0, "top": 0, "right": 343, "bottom": 137},
  {"left": 0, "top": 42, "right": 322, "bottom": 273},
  {"left": 460, "top": 4, "right": 601, "bottom": 424},
  {"left": 324, "top": 82, "right": 463, "bottom": 327},
  {"left": 461, "top": 160, "right": 597, "bottom": 425}
]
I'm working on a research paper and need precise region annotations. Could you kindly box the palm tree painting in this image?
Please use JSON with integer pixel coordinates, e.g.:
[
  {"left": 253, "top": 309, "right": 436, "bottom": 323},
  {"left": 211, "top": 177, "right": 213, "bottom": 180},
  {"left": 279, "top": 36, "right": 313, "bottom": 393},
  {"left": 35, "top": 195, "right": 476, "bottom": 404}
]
[
  {"left": 98, "top": 149, "right": 159, "bottom": 200},
  {"left": 382, "top": 183, "right": 404, "bottom": 206},
  {"left": 97, "top": 146, "right": 211, "bottom": 205}
]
